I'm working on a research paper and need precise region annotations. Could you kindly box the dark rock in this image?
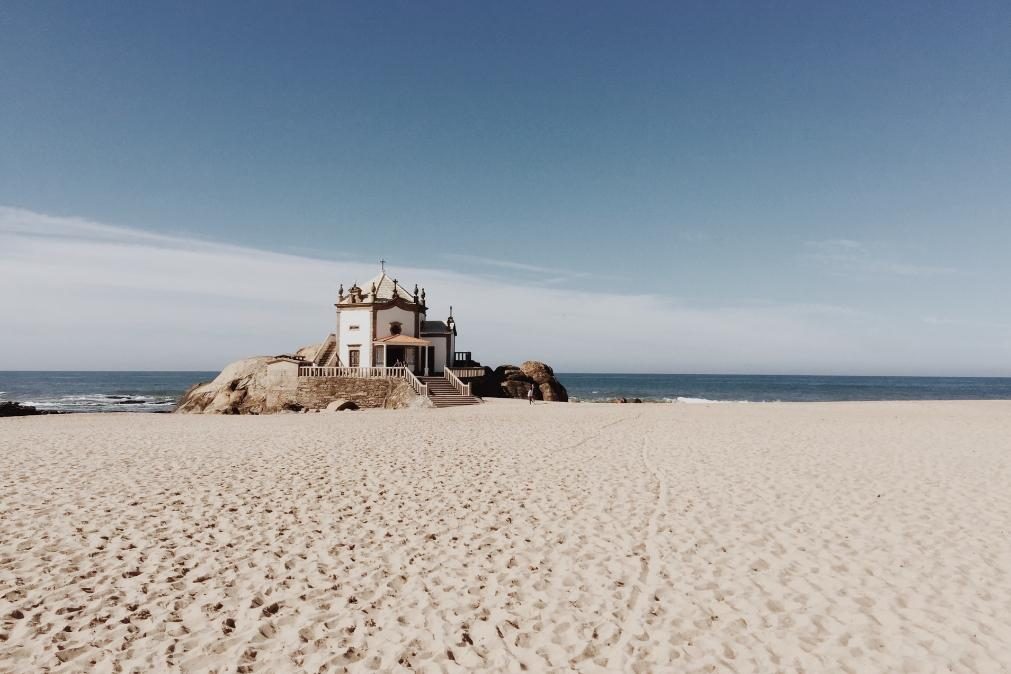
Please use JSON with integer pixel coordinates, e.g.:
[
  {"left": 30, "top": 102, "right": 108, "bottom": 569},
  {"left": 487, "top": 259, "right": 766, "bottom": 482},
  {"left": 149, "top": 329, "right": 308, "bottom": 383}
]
[
  {"left": 468, "top": 360, "right": 568, "bottom": 402},
  {"left": 500, "top": 380, "right": 532, "bottom": 399},
  {"left": 632, "top": 398, "right": 643, "bottom": 403},
  {"left": 0, "top": 402, "right": 61, "bottom": 417}
]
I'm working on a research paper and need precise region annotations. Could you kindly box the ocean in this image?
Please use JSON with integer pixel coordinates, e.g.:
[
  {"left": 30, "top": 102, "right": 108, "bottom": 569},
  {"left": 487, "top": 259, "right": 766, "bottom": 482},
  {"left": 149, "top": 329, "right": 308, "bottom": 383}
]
[
  {"left": 0, "top": 371, "right": 218, "bottom": 413},
  {"left": 560, "top": 373, "right": 1011, "bottom": 403},
  {"left": 3, "top": 371, "right": 1011, "bottom": 412}
]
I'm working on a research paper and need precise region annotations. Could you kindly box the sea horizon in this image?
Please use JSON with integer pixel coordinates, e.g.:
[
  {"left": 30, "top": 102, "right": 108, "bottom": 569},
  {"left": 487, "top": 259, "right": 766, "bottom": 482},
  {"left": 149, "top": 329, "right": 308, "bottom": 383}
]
[{"left": 4, "top": 370, "right": 1011, "bottom": 412}]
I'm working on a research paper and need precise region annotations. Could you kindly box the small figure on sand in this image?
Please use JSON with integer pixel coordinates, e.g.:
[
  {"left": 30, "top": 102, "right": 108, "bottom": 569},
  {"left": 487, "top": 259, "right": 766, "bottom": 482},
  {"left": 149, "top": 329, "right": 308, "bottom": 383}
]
[{"left": 528, "top": 384, "right": 536, "bottom": 405}]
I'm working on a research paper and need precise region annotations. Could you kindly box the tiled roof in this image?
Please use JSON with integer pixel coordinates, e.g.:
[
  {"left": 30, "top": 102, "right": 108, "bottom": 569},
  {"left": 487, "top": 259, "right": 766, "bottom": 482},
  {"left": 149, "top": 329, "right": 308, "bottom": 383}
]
[
  {"left": 421, "top": 320, "right": 450, "bottom": 333},
  {"left": 365, "top": 272, "right": 415, "bottom": 302},
  {"left": 372, "top": 334, "right": 432, "bottom": 346}
]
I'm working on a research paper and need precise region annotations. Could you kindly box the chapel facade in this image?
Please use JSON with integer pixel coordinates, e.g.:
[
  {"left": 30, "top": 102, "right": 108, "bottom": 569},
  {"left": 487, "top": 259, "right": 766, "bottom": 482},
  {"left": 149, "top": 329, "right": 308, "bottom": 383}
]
[{"left": 333, "top": 270, "right": 457, "bottom": 375}]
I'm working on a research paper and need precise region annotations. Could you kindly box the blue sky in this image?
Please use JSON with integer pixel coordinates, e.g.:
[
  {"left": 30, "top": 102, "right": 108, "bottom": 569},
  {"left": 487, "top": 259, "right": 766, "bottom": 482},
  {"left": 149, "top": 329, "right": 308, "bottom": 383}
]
[{"left": 2, "top": 2, "right": 1010, "bottom": 373}]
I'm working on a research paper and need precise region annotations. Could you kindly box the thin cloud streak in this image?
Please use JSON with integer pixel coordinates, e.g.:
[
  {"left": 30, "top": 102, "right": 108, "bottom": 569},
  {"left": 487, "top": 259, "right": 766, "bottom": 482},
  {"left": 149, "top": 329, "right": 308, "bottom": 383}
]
[
  {"left": 801, "top": 239, "right": 958, "bottom": 278},
  {"left": 1, "top": 207, "right": 1006, "bottom": 375}
]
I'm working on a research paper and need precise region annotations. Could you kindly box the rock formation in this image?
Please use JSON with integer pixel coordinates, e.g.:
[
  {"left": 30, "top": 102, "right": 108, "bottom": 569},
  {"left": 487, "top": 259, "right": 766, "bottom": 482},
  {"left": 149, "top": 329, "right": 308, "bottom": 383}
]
[
  {"left": 470, "top": 361, "right": 568, "bottom": 402},
  {"left": 174, "top": 350, "right": 568, "bottom": 413},
  {"left": 176, "top": 357, "right": 276, "bottom": 414},
  {"left": 175, "top": 352, "right": 422, "bottom": 414}
]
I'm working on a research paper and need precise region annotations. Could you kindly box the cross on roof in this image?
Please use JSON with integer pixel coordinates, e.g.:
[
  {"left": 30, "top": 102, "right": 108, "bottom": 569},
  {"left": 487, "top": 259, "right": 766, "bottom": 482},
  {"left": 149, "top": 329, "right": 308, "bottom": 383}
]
[{"left": 380, "top": 258, "right": 386, "bottom": 272}]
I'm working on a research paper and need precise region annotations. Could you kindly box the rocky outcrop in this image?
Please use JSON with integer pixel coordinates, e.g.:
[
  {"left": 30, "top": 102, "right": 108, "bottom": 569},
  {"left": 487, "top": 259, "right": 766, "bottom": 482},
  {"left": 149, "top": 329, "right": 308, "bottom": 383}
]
[
  {"left": 0, "top": 402, "right": 62, "bottom": 417},
  {"left": 175, "top": 357, "right": 276, "bottom": 414},
  {"left": 469, "top": 361, "right": 568, "bottom": 402},
  {"left": 175, "top": 353, "right": 421, "bottom": 414},
  {"left": 519, "top": 361, "right": 568, "bottom": 402},
  {"left": 294, "top": 343, "right": 321, "bottom": 360}
]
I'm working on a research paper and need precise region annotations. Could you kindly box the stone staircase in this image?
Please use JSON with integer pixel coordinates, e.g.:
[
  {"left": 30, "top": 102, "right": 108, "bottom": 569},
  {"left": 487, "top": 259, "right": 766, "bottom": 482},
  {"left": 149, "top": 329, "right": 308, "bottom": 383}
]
[
  {"left": 314, "top": 339, "right": 337, "bottom": 366},
  {"left": 420, "top": 376, "right": 482, "bottom": 408}
]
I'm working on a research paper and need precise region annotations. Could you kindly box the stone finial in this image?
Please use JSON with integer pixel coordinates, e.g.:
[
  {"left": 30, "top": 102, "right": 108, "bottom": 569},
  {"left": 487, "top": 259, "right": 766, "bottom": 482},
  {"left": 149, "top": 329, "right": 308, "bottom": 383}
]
[
  {"left": 370, "top": 282, "right": 377, "bottom": 296},
  {"left": 420, "top": 288, "right": 426, "bottom": 304},
  {"left": 338, "top": 283, "right": 344, "bottom": 298},
  {"left": 413, "top": 284, "right": 419, "bottom": 302}
]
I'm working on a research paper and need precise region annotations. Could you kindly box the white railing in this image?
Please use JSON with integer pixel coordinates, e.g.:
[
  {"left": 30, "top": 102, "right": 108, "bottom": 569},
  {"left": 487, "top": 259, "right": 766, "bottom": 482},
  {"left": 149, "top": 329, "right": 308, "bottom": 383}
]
[
  {"left": 447, "top": 366, "right": 485, "bottom": 378},
  {"left": 297, "top": 364, "right": 427, "bottom": 397},
  {"left": 403, "top": 369, "right": 428, "bottom": 397},
  {"left": 444, "top": 368, "right": 471, "bottom": 397},
  {"left": 299, "top": 366, "right": 407, "bottom": 379}
]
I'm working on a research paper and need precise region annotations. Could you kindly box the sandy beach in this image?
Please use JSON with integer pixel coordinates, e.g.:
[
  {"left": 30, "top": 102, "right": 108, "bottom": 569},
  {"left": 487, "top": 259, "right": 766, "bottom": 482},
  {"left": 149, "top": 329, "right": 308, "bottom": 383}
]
[{"left": 1, "top": 400, "right": 1010, "bottom": 673}]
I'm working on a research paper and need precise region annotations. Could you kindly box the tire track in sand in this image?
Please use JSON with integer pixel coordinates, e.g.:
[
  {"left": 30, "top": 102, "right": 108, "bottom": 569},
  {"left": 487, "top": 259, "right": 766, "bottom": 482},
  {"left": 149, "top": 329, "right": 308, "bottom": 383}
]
[{"left": 606, "top": 424, "right": 668, "bottom": 670}]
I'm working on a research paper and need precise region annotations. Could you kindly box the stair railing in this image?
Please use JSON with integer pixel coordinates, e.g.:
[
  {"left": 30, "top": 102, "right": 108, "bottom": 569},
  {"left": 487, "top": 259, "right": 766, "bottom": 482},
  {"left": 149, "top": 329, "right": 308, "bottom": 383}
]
[
  {"left": 311, "top": 334, "right": 336, "bottom": 365},
  {"left": 403, "top": 368, "right": 428, "bottom": 397},
  {"left": 444, "top": 368, "right": 471, "bottom": 397}
]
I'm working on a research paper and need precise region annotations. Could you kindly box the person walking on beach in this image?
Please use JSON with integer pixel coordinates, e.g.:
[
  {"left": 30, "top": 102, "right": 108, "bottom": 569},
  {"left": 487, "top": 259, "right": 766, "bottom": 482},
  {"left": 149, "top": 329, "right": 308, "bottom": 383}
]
[{"left": 528, "top": 384, "right": 536, "bottom": 405}]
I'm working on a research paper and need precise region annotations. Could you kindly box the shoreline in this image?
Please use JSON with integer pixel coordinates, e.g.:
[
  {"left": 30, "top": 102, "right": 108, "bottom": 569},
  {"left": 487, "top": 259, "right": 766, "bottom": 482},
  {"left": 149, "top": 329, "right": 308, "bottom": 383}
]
[{"left": 5, "top": 396, "right": 1011, "bottom": 416}]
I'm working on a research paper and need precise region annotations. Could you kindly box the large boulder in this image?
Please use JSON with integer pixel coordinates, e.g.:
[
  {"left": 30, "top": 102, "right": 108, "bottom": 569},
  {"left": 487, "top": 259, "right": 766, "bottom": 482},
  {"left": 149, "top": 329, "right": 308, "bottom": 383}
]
[
  {"left": 294, "top": 342, "right": 321, "bottom": 360},
  {"left": 521, "top": 361, "right": 567, "bottom": 401},
  {"left": 468, "top": 361, "right": 568, "bottom": 402},
  {"left": 175, "top": 356, "right": 280, "bottom": 414},
  {"left": 520, "top": 361, "right": 555, "bottom": 384}
]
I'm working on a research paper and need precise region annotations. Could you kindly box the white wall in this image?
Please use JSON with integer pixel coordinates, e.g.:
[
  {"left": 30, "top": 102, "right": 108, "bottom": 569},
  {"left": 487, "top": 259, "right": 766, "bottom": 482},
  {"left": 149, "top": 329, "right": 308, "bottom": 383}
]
[
  {"left": 337, "top": 307, "right": 372, "bottom": 366},
  {"left": 375, "top": 306, "right": 418, "bottom": 338},
  {"left": 432, "top": 340, "right": 446, "bottom": 373}
]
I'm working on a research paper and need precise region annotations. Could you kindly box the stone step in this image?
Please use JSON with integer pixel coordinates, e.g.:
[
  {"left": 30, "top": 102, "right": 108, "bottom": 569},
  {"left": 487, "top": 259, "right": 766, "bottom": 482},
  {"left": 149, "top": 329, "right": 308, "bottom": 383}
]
[
  {"left": 419, "top": 376, "right": 482, "bottom": 406},
  {"left": 431, "top": 400, "right": 482, "bottom": 407}
]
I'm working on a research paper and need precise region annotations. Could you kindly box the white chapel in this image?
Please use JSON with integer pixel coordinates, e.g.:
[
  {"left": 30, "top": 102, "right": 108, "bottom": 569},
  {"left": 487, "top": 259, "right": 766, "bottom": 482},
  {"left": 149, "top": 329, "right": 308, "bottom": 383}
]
[{"left": 331, "top": 267, "right": 458, "bottom": 375}]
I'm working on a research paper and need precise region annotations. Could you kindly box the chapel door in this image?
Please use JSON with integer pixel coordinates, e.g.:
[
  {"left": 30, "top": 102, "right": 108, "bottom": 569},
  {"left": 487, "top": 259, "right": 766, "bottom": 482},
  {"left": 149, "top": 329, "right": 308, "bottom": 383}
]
[{"left": 388, "top": 347, "right": 405, "bottom": 366}]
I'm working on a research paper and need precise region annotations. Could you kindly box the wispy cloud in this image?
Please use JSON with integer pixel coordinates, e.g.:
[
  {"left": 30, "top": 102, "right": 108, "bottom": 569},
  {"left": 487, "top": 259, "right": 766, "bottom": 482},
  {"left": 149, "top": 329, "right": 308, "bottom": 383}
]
[
  {"left": 440, "top": 252, "right": 603, "bottom": 285},
  {"left": 801, "top": 239, "right": 958, "bottom": 278},
  {"left": 1, "top": 206, "right": 1005, "bottom": 374}
]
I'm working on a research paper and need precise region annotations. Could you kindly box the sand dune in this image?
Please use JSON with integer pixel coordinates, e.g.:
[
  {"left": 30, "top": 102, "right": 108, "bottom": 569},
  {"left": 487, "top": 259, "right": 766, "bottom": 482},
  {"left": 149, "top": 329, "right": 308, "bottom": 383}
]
[{"left": 2, "top": 400, "right": 1010, "bottom": 672}]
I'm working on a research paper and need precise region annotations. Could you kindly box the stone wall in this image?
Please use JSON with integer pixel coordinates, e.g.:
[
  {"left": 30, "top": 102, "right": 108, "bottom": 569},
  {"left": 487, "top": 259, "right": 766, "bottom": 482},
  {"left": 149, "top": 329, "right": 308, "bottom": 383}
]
[{"left": 294, "top": 377, "right": 420, "bottom": 410}]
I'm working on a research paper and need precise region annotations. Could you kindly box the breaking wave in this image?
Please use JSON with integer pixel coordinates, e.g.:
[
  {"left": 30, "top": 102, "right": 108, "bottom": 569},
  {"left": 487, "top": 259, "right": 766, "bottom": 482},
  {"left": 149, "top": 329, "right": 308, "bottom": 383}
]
[
  {"left": 22, "top": 394, "right": 178, "bottom": 413},
  {"left": 672, "top": 396, "right": 752, "bottom": 404}
]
